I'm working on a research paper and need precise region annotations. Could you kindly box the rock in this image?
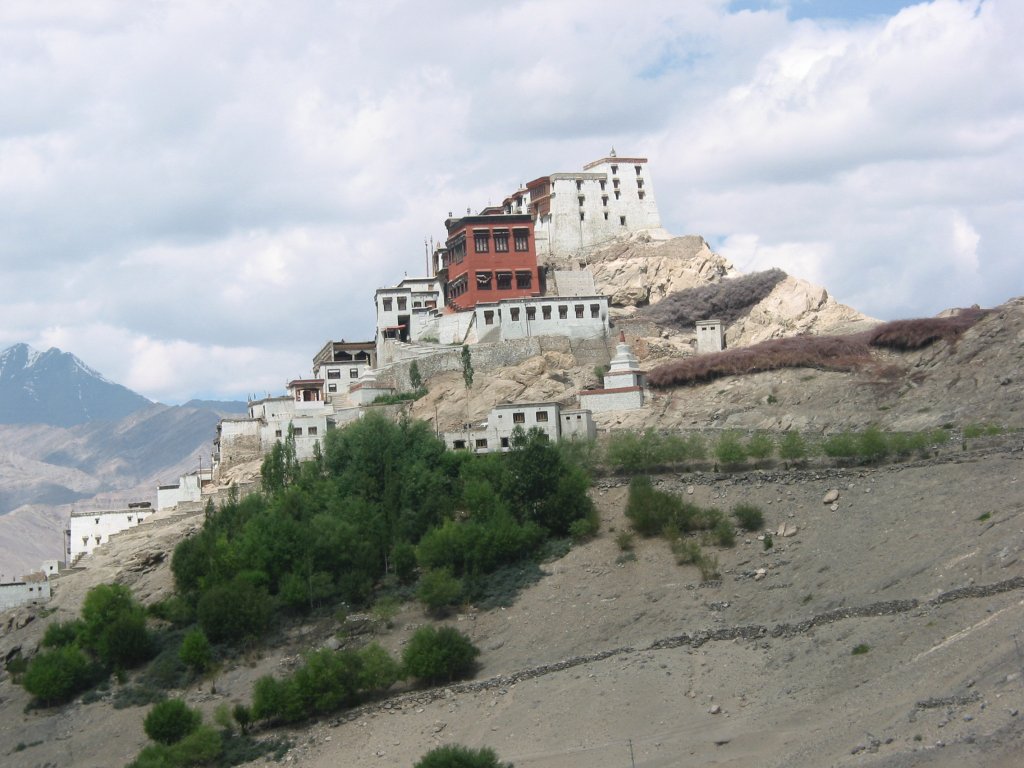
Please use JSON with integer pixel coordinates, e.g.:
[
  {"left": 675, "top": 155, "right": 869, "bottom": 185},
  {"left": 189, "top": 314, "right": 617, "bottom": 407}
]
[
  {"left": 830, "top": 503, "right": 839, "bottom": 512},
  {"left": 709, "top": 704, "right": 721, "bottom": 714},
  {"left": 322, "top": 636, "right": 341, "bottom": 651},
  {"left": 754, "top": 568, "right": 767, "bottom": 581},
  {"left": 686, "top": 486, "right": 695, "bottom": 495},
  {"left": 823, "top": 489, "right": 840, "bottom": 504},
  {"left": 777, "top": 522, "right": 798, "bottom": 537}
]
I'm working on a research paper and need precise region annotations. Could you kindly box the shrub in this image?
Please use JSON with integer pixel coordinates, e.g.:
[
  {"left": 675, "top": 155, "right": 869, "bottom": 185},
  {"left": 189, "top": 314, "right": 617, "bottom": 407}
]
[
  {"left": 357, "top": 643, "right": 403, "bottom": 693},
  {"left": 178, "top": 629, "right": 212, "bottom": 674},
  {"left": 79, "top": 584, "right": 154, "bottom": 669},
  {"left": 712, "top": 517, "right": 736, "bottom": 547},
  {"left": 732, "top": 503, "right": 764, "bottom": 532},
  {"left": 232, "top": 704, "right": 253, "bottom": 734},
  {"left": 672, "top": 539, "right": 702, "bottom": 566},
  {"left": 640, "top": 268, "right": 788, "bottom": 329},
  {"left": 167, "top": 725, "right": 221, "bottom": 765},
  {"left": 615, "top": 531, "right": 635, "bottom": 551},
  {"left": 857, "top": 426, "right": 889, "bottom": 463},
  {"left": 714, "top": 432, "right": 747, "bottom": 467},
  {"left": 778, "top": 431, "right": 808, "bottom": 464},
  {"left": 867, "top": 309, "right": 985, "bottom": 350},
  {"left": 391, "top": 541, "right": 418, "bottom": 584},
  {"left": 251, "top": 675, "right": 304, "bottom": 724},
  {"left": 147, "top": 596, "right": 194, "bottom": 627},
  {"left": 822, "top": 432, "right": 858, "bottom": 459},
  {"left": 22, "top": 646, "right": 94, "bottom": 706},
  {"left": 41, "top": 620, "right": 84, "bottom": 649},
  {"left": 625, "top": 476, "right": 691, "bottom": 536},
  {"left": 417, "top": 568, "right": 463, "bottom": 615},
  {"left": 851, "top": 643, "right": 871, "bottom": 655},
  {"left": 746, "top": 434, "right": 774, "bottom": 463},
  {"left": 568, "top": 511, "right": 599, "bottom": 542},
  {"left": 197, "top": 578, "right": 272, "bottom": 644},
  {"left": 143, "top": 699, "right": 202, "bottom": 745},
  {"left": 291, "top": 649, "right": 362, "bottom": 716},
  {"left": 402, "top": 626, "right": 479, "bottom": 685},
  {"left": 414, "top": 744, "right": 513, "bottom": 768},
  {"left": 697, "top": 552, "right": 721, "bottom": 581},
  {"left": 763, "top": 534, "right": 774, "bottom": 550}
]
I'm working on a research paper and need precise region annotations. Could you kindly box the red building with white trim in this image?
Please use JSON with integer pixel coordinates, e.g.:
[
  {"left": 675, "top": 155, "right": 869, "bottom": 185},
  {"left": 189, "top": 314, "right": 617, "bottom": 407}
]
[{"left": 438, "top": 212, "right": 541, "bottom": 311}]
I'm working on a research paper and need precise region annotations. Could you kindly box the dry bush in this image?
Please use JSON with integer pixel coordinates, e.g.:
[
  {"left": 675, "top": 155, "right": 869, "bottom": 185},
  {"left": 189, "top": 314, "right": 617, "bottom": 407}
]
[
  {"left": 640, "top": 268, "right": 787, "bottom": 328},
  {"left": 867, "top": 308, "right": 986, "bottom": 351},
  {"left": 648, "top": 334, "right": 871, "bottom": 388}
]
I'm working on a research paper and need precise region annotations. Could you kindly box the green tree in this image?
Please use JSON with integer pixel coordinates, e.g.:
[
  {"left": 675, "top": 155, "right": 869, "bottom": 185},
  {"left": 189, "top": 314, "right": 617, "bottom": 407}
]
[
  {"left": 143, "top": 699, "right": 202, "bottom": 745},
  {"left": 414, "top": 744, "right": 513, "bottom": 768},
  {"left": 858, "top": 426, "right": 889, "bottom": 463},
  {"left": 21, "top": 646, "right": 94, "bottom": 706},
  {"left": 402, "top": 626, "right": 479, "bottom": 685},
  {"left": 179, "top": 629, "right": 212, "bottom": 674},
  {"left": 778, "top": 431, "right": 808, "bottom": 464},
  {"left": 357, "top": 643, "right": 403, "bottom": 692},
  {"left": 746, "top": 433, "right": 774, "bottom": 463},
  {"left": 417, "top": 568, "right": 463, "bottom": 615},
  {"left": 197, "top": 577, "right": 272, "bottom": 644},
  {"left": 80, "top": 583, "right": 153, "bottom": 669},
  {"left": 409, "top": 360, "right": 423, "bottom": 390},
  {"left": 41, "top": 620, "right": 83, "bottom": 649},
  {"left": 461, "top": 345, "right": 474, "bottom": 389},
  {"left": 714, "top": 431, "right": 747, "bottom": 467}
]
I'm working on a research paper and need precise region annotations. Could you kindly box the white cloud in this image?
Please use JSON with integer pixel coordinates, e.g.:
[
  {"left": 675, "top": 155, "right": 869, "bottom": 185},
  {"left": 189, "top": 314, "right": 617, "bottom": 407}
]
[{"left": 0, "top": 0, "right": 1021, "bottom": 401}]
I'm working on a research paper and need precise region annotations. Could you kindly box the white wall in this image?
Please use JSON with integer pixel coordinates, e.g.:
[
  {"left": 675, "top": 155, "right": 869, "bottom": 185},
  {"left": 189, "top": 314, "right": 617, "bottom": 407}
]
[
  {"left": 473, "top": 296, "right": 610, "bottom": 344},
  {"left": 157, "top": 474, "right": 203, "bottom": 511},
  {"left": 69, "top": 509, "right": 152, "bottom": 561},
  {"left": 0, "top": 580, "right": 51, "bottom": 611},
  {"left": 579, "top": 387, "right": 645, "bottom": 413}
]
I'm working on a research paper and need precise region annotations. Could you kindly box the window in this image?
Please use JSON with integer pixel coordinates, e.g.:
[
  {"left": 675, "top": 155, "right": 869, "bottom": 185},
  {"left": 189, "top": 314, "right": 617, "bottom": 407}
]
[
  {"left": 514, "top": 229, "right": 529, "bottom": 251},
  {"left": 638, "top": 190, "right": 645, "bottom": 200},
  {"left": 476, "top": 271, "right": 492, "bottom": 290},
  {"left": 94, "top": 518, "right": 99, "bottom": 524},
  {"left": 83, "top": 537, "right": 89, "bottom": 545},
  {"left": 542, "top": 305, "right": 552, "bottom": 320},
  {"left": 579, "top": 211, "right": 585, "bottom": 221},
  {"left": 602, "top": 195, "right": 608, "bottom": 207},
  {"left": 510, "top": 307, "right": 520, "bottom": 321},
  {"left": 382, "top": 298, "right": 392, "bottom": 311},
  {"left": 535, "top": 411, "right": 549, "bottom": 423},
  {"left": 474, "top": 231, "right": 490, "bottom": 252},
  {"left": 635, "top": 165, "right": 642, "bottom": 175},
  {"left": 475, "top": 438, "right": 488, "bottom": 449},
  {"left": 575, "top": 304, "right": 584, "bottom": 318},
  {"left": 496, "top": 272, "right": 512, "bottom": 290},
  {"left": 494, "top": 231, "right": 509, "bottom": 252},
  {"left": 127, "top": 515, "right": 132, "bottom": 521},
  {"left": 453, "top": 440, "right": 467, "bottom": 449},
  {"left": 637, "top": 178, "right": 644, "bottom": 188},
  {"left": 294, "top": 427, "right": 303, "bottom": 436},
  {"left": 620, "top": 215, "right": 626, "bottom": 225},
  {"left": 590, "top": 304, "right": 600, "bottom": 318},
  {"left": 558, "top": 305, "right": 568, "bottom": 319},
  {"left": 275, "top": 429, "right": 282, "bottom": 438},
  {"left": 613, "top": 178, "right": 620, "bottom": 189},
  {"left": 526, "top": 306, "right": 536, "bottom": 320},
  {"left": 327, "top": 369, "right": 341, "bottom": 379},
  {"left": 95, "top": 536, "right": 102, "bottom": 544},
  {"left": 350, "top": 369, "right": 359, "bottom": 378},
  {"left": 484, "top": 310, "right": 495, "bottom": 325},
  {"left": 611, "top": 164, "right": 618, "bottom": 174},
  {"left": 397, "top": 297, "right": 407, "bottom": 311},
  {"left": 515, "top": 271, "right": 531, "bottom": 289},
  {"left": 513, "top": 412, "right": 526, "bottom": 423},
  {"left": 578, "top": 195, "right": 585, "bottom": 206},
  {"left": 327, "top": 383, "right": 337, "bottom": 393},
  {"left": 600, "top": 180, "right": 606, "bottom": 191},
  {"left": 576, "top": 180, "right": 583, "bottom": 191},
  {"left": 414, "top": 301, "right": 422, "bottom": 308},
  {"left": 604, "top": 212, "right": 609, "bottom": 220},
  {"left": 614, "top": 190, "right": 621, "bottom": 200},
  {"left": 500, "top": 437, "right": 510, "bottom": 448}
]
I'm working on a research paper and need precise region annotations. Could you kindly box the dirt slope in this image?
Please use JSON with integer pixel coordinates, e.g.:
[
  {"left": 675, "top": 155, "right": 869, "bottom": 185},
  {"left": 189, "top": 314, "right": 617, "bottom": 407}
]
[{"left": 1, "top": 442, "right": 1022, "bottom": 767}]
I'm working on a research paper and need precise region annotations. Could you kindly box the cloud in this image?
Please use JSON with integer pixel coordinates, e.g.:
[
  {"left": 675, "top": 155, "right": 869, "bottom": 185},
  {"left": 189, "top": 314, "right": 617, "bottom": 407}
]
[{"left": 0, "top": 0, "right": 1021, "bottom": 401}]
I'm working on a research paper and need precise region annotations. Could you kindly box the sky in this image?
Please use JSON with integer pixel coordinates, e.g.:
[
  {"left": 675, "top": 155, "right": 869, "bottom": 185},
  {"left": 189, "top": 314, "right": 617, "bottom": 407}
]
[{"left": 0, "top": 0, "right": 1020, "bottom": 404}]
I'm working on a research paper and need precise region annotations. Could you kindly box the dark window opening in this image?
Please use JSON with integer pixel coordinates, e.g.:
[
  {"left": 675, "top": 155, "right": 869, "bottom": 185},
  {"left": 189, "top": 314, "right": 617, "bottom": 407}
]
[
  {"left": 349, "top": 369, "right": 358, "bottom": 378},
  {"left": 382, "top": 298, "right": 393, "bottom": 311},
  {"left": 484, "top": 310, "right": 495, "bottom": 325},
  {"left": 611, "top": 164, "right": 618, "bottom": 174},
  {"left": 516, "top": 271, "right": 532, "bottom": 289},
  {"left": 620, "top": 215, "right": 626, "bottom": 225},
  {"left": 614, "top": 190, "right": 621, "bottom": 200},
  {"left": 476, "top": 438, "right": 488, "bottom": 448},
  {"left": 496, "top": 272, "right": 512, "bottom": 290},
  {"left": 513, "top": 412, "right": 526, "bottom": 423},
  {"left": 510, "top": 307, "right": 520, "bottom": 321},
  {"left": 477, "top": 271, "right": 493, "bottom": 290},
  {"left": 275, "top": 429, "right": 282, "bottom": 438},
  {"left": 536, "top": 411, "right": 549, "bottom": 423},
  {"left": 579, "top": 211, "right": 585, "bottom": 221},
  {"left": 327, "top": 370, "right": 341, "bottom": 379},
  {"left": 590, "top": 304, "right": 600, "bottom": 318},
  {"left": 328, "top": 383, "right": 337, "bottom": 393},
  {"left": 575, "top": 304, "right": 584, "bottom": 318},
  {"left": 638, "top": 190, "right": 645, "bottom": 200},
  {"left": 613, "top": 178, "right": 620, "bottom": 189},
  {"left": 397, "top": 297, "right": 407, "bottom": 311},
  {"left": 453, "top": 440, "right": 467, "bottom": 449},
  {"left": 514, "top": 229, "right": 530, "bottom": 251},
  {"left": 558, "top": 305, "right": 568, "bottom": 319},
  {"left": 526, "top": 306, "right": 536, "bottom": 320},
  {"left": 494, "top": 231, "right": 509, "bottom": 252},
  {"left": 542, "top": 305, "right": 552, "bottom": 320},
  {"left": 474, "top": 232, "right": 490, "bottom": 252},
  {"left": 294, "top": 427, "right": 303, "bottom": 436},
  {"left": 308, "top": 426, "right": 318, "bottom": 436},
  {"left": 500, "top": 437, "right": 510, "bottom": 448}
]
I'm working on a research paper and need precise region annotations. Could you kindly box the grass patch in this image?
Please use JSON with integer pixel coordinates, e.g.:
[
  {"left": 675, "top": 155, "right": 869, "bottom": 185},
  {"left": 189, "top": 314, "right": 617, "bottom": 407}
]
[
  {"left": 851, "top": 643, "right": 871, "bottom": 656},
  {"left": 976, "top": 512, "right": 991, "bottom": 522}
]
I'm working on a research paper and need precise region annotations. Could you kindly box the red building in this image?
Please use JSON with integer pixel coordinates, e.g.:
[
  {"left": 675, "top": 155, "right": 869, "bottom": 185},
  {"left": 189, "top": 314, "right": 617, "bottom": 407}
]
[{"left": 439, "top": 213, "right": 540, "bottom": 311}]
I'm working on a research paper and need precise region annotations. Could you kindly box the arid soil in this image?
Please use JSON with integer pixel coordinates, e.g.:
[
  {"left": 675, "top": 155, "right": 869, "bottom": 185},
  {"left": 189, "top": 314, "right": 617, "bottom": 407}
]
[{"left": 2, "top": 439, "right": 1022, "bottom": 768}]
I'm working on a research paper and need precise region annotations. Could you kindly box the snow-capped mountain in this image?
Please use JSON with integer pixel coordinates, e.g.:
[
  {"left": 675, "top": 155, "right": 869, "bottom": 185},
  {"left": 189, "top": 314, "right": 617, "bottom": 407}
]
[{"left": 0, "top": 343, "right": 152, "bottom": 427}]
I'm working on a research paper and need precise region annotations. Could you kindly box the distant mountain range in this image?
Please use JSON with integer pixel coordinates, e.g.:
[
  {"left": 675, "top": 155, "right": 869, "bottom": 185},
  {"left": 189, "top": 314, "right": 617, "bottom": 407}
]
[
  {"left": 0, "top": 343, "right": 247, "bottom": 576},
  {"left": 0, "top": 343, "right": 152, "bottom": 427}
]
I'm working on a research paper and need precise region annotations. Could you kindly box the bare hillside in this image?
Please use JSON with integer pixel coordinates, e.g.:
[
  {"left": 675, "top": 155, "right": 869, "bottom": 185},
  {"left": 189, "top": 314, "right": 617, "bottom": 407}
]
[{"left": 1, "top": 444, "right": 1022, "bottom": 767}]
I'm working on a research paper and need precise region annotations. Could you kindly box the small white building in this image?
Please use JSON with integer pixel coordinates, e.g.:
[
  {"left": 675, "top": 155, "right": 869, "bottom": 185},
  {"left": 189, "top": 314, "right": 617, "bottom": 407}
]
[
  {"left": 696, "top": 319, "right": 725, "bottom": 354},
  {"left": 0, "top": 576, "right": 51, "bottom": 611},
  {"left": 473, "top": 295, "right": 611, "bottom": 344},
  {"left": 312, "top": 340, "right": 376, "bottom": 404},
  {"left": 579, "top": 333, "right": 647, "bottom": 413},
  {"left": 157, "top": 468, "right": 211, "bottom": 511},
  {"left": 444, "top": 402, "right": 596, "bottom": 453},
  {"left": 67, "top": 503, "right": 153, "bottom": 563}
]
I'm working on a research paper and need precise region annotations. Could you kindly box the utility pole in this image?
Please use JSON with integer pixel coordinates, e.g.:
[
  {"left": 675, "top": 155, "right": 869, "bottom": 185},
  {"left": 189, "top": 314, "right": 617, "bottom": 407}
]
[{"left": 628, "top": 739, "right": 636, "bottom": 768}]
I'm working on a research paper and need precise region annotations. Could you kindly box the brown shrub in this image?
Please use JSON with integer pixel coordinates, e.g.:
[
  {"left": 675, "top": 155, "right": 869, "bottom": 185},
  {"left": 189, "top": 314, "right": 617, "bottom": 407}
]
[
  {"left": 866, "top": 308, "right": 986, "bottom": 351},
  {"left": 640, "top": 269, "right": 787, "bottom": 327},
  {"left": 648, "top": 334, "right": 872, "bottom": 388}
]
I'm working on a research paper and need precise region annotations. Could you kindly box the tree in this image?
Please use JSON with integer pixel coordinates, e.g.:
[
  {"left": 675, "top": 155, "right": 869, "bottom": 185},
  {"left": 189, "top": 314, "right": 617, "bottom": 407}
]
[
  {"left": 417, "top": 568, "right": 463, "bottom": 615},
  {"left": 409, "top": 360, "right": 423, "bottom": 390},
  {"left": 778, "top": 431, "right": 808, "bottom": 464},
  {"left": 143, "top": 699, "right": 202, "bottom": 745},
  {"left": 197, "top": 577, "right": 272, "bottom": 644},
  {"left": 21, "top": 646, "right": 94, "bottom": 706},
  {"left": 80, "top": 583, "right": 153, "bottom": 669},
  {"left": 461, "top": 345, "right": 474, "bottom": 389},
  {"left": 746, "top": 433, "right": 774, "bottom": 463},
  {"left": 179, "top": 629, "right": 212, "bottom": 674},
  {"left": 402, "top": 626, "right": 479, "bottom": 684},
  {"left": 714, "top": 431, "right": 747, "bottom": 467},
  {"left": 414, "top": 744, "right": 513, "bottom": 768}
]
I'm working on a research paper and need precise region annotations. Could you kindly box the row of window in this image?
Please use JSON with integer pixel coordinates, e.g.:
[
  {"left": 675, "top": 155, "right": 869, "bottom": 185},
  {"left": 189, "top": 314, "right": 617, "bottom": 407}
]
[
  {"left": 273, "top": 426, "right": 319, "bottom": 438},
  {"left": 325, "top": 369, "right": 361, "bottom": 379},
  {"left": 475, "top": 271, "right": 532, "bottom": 290},
  {"left": 472, "top": 229, "right": 530, "bottom": 254},
  {"left": 483, "top": 303, "right": 602, "bottom": 325}
]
